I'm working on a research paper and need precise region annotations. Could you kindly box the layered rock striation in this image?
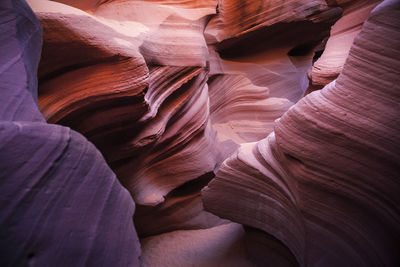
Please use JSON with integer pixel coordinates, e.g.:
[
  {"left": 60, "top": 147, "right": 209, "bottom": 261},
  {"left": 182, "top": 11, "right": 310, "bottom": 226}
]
[
  {"left": 203, "top": 0, "right": 400, "bottom": 266},
  {"left": 307, "top": 0, "right": 382, "bottom": 93},
  {"left": 1, "top": 0, "right": 399, "bottom": 266},
  {"left": 29, "top": 0, "right": 224, "bottom": 237},
  {"left": 0, "top": 0, "right": 141, "bottom": 266}
]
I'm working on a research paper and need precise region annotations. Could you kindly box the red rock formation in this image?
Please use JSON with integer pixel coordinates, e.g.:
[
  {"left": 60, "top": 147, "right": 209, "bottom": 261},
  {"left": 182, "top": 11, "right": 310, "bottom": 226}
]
[
  {"left": 209, "top": 74, "right": 293, "bottom": 144},
  {"left": 2, "top": 0, "right": 399, "bottom": 265},
  {"left": 29, "top": 0, "right": 224, "bottom": 238},
  {"left": 204, "top": 0, "right": 342, "bottom": 150},
  {"left": 307, "top": 0, "right": 382, "bottom": 93},
  {"left": 208, "top": 0, "right": 341, "bottom": 58},
  {"left": 203, "top": 1, "right": 400, "bottom": 266},
  {"left": 30, "top": 0, "right": 343, "bottom": 242},
  {"left": 0, "top": 0, "right": 141, "bottom": 265}
]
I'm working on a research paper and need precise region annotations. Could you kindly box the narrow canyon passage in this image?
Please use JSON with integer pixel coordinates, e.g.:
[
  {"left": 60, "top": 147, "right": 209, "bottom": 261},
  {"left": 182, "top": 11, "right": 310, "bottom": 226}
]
[{"left": 0, "top": 0, "right": 399, "bottom": 266}]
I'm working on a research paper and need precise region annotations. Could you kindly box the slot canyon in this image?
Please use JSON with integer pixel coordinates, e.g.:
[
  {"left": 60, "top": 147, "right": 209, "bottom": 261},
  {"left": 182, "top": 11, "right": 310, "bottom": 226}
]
[{"left": 0, "top": 0, "right": 399, "bottom": 266}]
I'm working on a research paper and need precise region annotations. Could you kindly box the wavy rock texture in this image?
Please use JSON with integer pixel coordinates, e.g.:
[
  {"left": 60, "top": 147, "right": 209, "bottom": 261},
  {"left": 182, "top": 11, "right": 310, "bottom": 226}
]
[
  {"left": 205, "top": 0, "right": 342, "bottom": 149},
  {"left": 207, "top": 0, "right": 341, "bottom": 57},
  {"left": 209, "top": 74, "right": 293, "bottom": 144},
  {"left": 307, "top": 0, "right": 382, "bottom": 93},
  {"left": 3, "top": 0, "right": 397, "bottom": 265},
  {"left": 29, "top": 0, "right": 225, "bottom": 239},
  {"left": 203, "top": 1, "right": 400, "bottom": 266},
  {"left": 94, "top": 0, "right": 215, "bottom": 67},
  {"left": 53, "top": 0, "right": 218, "bottom": 14},
  {"left": 0, "top": 123, "right": 142, "bottom": 266},
  {"left": 208, "top": 0, "right": 333, "bottom": 41},
  {"left": 0, "top": 0, "right": 141, "bottom": 266},
  {"left": 30, "top": 0, "right": 342, "bottom": 242}
]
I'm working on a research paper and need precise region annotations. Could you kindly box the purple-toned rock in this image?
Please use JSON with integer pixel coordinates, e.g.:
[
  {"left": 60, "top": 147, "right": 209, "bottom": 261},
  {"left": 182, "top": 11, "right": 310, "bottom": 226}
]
[
  {"left": 203, "top": 0, "right": 400, "bottom": 266},
  {"left": 0, "top": 123, "right": 141, "bottom": 266},
  {"left": 307, "top": 0, "right": 382, "bottom": 93},
  {"left": 5, "top": 0, "right": 398, "bottom": 265},
  {"left": 0, "top": 0, "right": 44, "bottom": 122},
  {"left": 0, "top": 1, "right": 142, "bottom": 266}
]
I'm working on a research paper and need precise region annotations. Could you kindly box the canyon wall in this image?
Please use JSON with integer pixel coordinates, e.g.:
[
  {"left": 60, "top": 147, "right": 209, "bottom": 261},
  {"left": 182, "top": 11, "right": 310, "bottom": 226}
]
[
  {"left": 203, "top": 0, "right": 400, "bottom": 266},
  {"left": 0, "top": 0, "right": 141, "bottom": 266},
  {"left": 0, "top": 0, "right": 399, "bottom": 266}
]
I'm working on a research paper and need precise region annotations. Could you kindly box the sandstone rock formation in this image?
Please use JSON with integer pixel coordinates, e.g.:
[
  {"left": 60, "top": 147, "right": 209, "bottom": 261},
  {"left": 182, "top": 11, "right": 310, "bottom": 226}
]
[
  {"left": 29, "top": 0, "right": 225, "bottom": 238},
  {"left": 1, "top": 0, "right": 399, "bottom": 266},
  {"left": 0, "top": 0, "right": 141, "bottom": 266},
  {"left": 205, "top": 0, "right": 342, "bottom": 149},
  {"left": 307, "top": 0, "right": 382, "bottom": 93},
  {"left": 141, "top": 223, "right": 253, "bottom": 267},
  {"left": 203, "top": 0, "right": 400, "bottom": 266},
  {"left": 29, "top": 0, "right": 345, "bottom": 241}
]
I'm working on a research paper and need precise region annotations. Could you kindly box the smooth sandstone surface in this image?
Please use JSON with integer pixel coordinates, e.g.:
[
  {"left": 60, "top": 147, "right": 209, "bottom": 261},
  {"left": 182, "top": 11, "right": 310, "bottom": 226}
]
[
  {"left": 307, "top": 0, "right": 382, "bottom": 93},
  {"left": 203, "top": 0, "right": 400, "bottom": 266},
  {"left": 141, "top": 223, "right": 253, "bottom": 267},
  {"left": 0, "top": 0, "right": 141, "bottom": 266},
  {"left": 30, "top": 0, "right": 225, "bottom": 242},
  {"left": 1, "top": 0, "right": 399, "bottom": 266}
]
